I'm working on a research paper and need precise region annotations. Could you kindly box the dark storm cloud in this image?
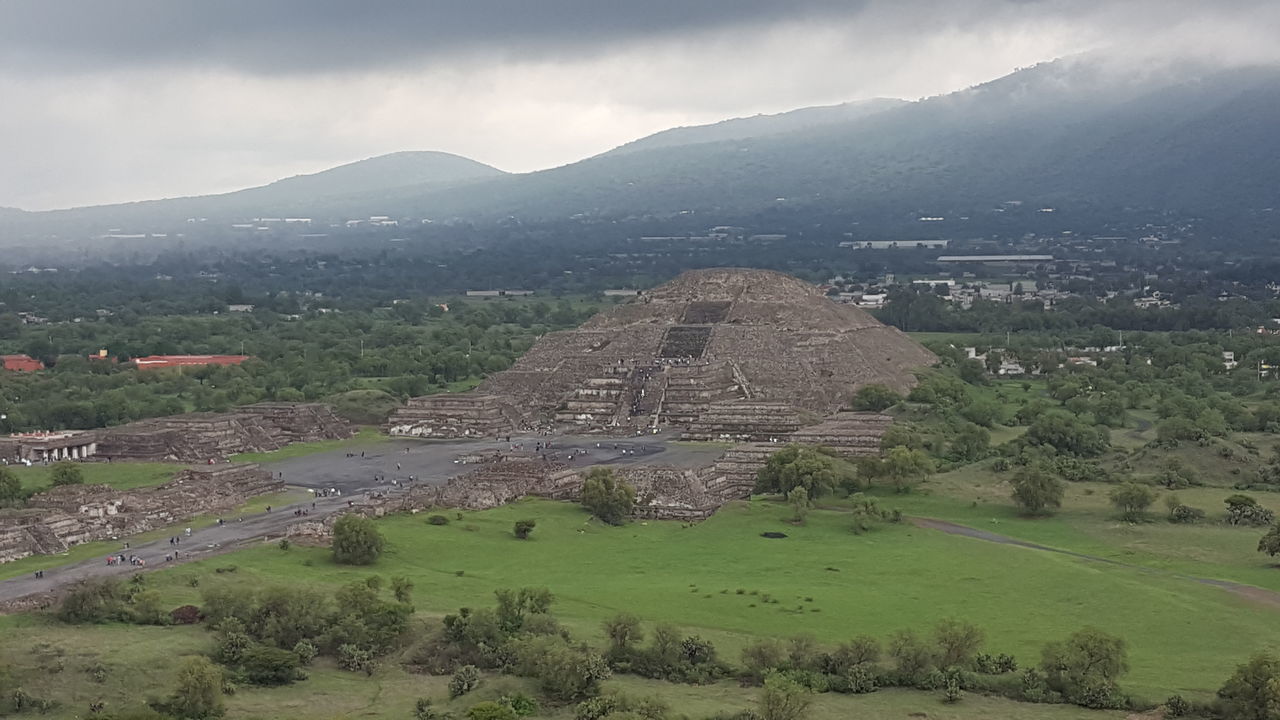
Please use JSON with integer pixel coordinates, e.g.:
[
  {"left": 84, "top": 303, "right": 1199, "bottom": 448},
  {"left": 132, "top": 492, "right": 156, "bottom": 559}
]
[{"left": 0, "top": 0, "right": 874, "bottom": 74}]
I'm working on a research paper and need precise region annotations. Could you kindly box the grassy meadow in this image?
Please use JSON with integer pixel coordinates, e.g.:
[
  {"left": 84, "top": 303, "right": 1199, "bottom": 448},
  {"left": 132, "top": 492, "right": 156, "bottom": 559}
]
[
  {"left": 12, "top": 461, "right": 177, "bottom": 493},
  {"left": 101, "top": 494, "right": 1280, "bottom": 704}
]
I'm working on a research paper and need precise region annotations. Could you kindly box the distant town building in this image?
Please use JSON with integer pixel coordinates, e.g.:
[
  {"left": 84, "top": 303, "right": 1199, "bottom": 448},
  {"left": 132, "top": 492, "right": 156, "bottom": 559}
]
[
  {"left": 132, "top": 355, "right": 251, "bottom": 371},
  {"left": 1, "top": 354, "right": 44, "bottom": 372},
  {"left": 227, "top": 304, "right": 256, "bottom": 313},
  {"left": 465, "top": 290, "right": 535, "bottom": 297},
  {"left": 0, "top": 430, "right": 97, "bottom": 463},
  {"left": 936, "top": 255, "right": 1054, "bottom": 263},
  {"left": 841, "top": 240, "right": 950, "bottom": 250}
]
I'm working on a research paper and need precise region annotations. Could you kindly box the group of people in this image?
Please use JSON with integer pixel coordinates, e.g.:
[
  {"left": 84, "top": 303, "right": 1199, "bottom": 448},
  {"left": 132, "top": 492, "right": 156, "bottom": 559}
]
[{"left": 106, "top": 554, "right": 145, "bottom": 567}]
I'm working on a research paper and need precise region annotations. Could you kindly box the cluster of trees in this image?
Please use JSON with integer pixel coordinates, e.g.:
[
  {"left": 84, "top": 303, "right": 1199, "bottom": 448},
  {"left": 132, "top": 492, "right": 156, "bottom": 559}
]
[
  {"left": 201, "top": 575, "right": 414, "bottom": 685},
  {"left": 0, "top": 299, "right": 599, "bottom": 433},
  {"left": 755, "top": 442, "right": 933, "bottom": 502}
]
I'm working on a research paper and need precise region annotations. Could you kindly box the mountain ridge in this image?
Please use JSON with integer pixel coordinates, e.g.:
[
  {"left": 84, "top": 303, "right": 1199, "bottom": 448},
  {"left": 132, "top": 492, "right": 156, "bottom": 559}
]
[{"left": 5, "top": 58, "right": 1280, "bottom": 234}]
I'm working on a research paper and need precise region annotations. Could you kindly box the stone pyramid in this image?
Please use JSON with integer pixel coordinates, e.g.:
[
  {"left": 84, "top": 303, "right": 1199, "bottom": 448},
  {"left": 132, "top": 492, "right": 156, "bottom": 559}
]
[{"left": 388, "top": 268, "right": 935, "bottom": 438}]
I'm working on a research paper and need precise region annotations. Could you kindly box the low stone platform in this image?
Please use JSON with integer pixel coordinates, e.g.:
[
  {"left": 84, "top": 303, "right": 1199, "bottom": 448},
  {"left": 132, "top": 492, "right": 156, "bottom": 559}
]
[
  {"left": 387, "top": 394, "right": 524, "bottom": 439},
  {"left": 0, "top": 463, "right": 280, "bottom": 564},
  {"left": 96, "top": 402, "right": 353, "bottom": 462}
]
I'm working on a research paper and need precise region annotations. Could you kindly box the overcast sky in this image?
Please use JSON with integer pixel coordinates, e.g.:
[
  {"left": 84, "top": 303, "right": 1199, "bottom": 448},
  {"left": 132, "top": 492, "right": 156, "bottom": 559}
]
[{"left": 2, "top": 0, "right": 1277, "bottom": 210}]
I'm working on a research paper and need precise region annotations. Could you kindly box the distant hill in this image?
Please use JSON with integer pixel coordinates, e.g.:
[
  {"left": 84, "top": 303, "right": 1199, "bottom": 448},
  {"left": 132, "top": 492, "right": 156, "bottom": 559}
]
[
  {"left": 7, "top": 58, "right": 1280, "bottom": 236},
  {"left": 0, "top": 151, "right": 505, "bottom": 234},
  {"left": 381, "top": 58, "right": 1280, "bottom": 223},
  {"left": 599, "top": 98, "right": 905, "bottom": 157},
  {"left": 218, "top": 151, "right": 505, "bottom": 208}
]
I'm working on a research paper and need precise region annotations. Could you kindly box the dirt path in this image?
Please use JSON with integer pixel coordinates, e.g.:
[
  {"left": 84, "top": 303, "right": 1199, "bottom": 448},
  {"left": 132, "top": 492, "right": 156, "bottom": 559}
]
[{"left": 911, "top": 517, "right": 1280, "bottom": 609}]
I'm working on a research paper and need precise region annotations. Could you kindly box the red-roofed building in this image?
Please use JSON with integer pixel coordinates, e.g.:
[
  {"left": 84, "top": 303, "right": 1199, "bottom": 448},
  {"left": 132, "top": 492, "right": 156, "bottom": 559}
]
[
  {"left": 132, "top": 355, "right": 251, "bottom": 371},
  {"left": 1, "top": 354, "right": 44, "bottom": 372}
]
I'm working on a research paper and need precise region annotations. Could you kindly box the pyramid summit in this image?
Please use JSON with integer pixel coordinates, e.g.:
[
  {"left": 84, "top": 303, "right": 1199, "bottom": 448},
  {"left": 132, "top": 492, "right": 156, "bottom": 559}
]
[{"left": 389, "top": 269, "right": 936, "bottom": 440}]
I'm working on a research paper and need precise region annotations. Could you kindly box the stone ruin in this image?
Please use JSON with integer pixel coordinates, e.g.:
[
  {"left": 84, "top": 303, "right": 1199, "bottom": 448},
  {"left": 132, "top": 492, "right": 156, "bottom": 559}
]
[
  {"left": 388, "top": 268, "right": 934, "bottom": 439},
  {"left": 0, "top": 463, "right": 280, "bottom": 564},
  {"left": 359, "top": 411, "right": 896, "bottom": 524},
  {"left": 96, "top": 402, "right": 353, "bottom": 462}
]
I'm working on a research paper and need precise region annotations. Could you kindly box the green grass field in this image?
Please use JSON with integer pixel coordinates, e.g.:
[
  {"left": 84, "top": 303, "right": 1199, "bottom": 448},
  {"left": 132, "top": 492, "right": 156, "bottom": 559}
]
[
  {"left": 229, "top": 427, "right": 388, "bottom": 463},
  {"left": 11, "top": 462, "right": 178, "bottom": 494},
  {"left": 118, "top": 496, "right": 1280, "bottom": 704}
]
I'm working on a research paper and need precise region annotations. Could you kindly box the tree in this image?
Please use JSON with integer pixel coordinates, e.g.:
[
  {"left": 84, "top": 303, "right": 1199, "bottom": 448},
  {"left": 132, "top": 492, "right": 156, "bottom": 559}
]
[
  {"left": 391, "top": 576, "right": 414, "bottom": 604},
  {"left": 759, "top": 672, "right": 811, "bottom": 720},
  {"left": 0, "top": 467, "right": 22, "bottom": 504},
  {"left": 787, "top": 486, "right": 810, "bottom": 525},
  {"left": 889, "top": 630, "right": 935, "bottom": 680},
  {"left": 513, "top": 519, "right": 536, "bottom": 539},
  {"left": 882, "top": 446, "right": 933, "bottom": 493},
  {"left": 1259, "top": 525, "right": 1280, "bottom": 560},
  {"left": 603, "top": 613, "right": 644, "bottom": 656},
  {"left": 1040, "top": 628, "right": 1128, "bottom": 707},
  {"left": 331, "top": 514, "right": 385, "bottom": 565},
  {"left": 50, "top": 461, "right": 84, "bottom": 486},
  {"left": 1010, "top": 464, "right": 1065, "bottom": 516},
  {"left": 580, "top": 468, "right": 635, "bottom": 525},
  {"left": 950, "top": 423, "right": 990, "bottom": 462},
  {"left": 1109, "top": 483, "right": 1156, "bottom": 522},
  {"left": 756, "top": 444, "right": 858, "bottom": 497},
  {"left": 1217, "top": 654, "right": 1280, "bottom": 720},
  {"left": 934, "top": 618, "right": 985, "bottom": 669},
  {"left": 850, "top": 384, "right": 901, "bottom": 412},
  {"left": 166, "top": 656, "right": 225, "bottom": 718},
  {"left": 1023, "top": 411, "right": 1109, "bottom": 457}
]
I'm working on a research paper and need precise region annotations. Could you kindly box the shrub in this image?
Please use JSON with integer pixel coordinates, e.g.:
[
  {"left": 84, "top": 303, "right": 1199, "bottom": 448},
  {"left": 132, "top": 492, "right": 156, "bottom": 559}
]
[
  {"left": 170, "top": 605, "right": 201, "bottom": 625},
  {"left": 240, "top": 644, "right": 302, "bottom": 686},
  {"left": 57, "top": 578, "right": 129, "bottom": 624},
  {"left": 498, "top": 693, "right": 539, "bottom": 717},
  {"left": 331, "top": 514, "right": 385, "bottom": 565},
  {"left": 1217, "top": 654, "right": 1280, "bottom": 720},
  {"left": 466, "top": 700, "right": 516, "bottom": 720},
  {"left": 850, "top": 384, "right": 901, "bottom": 412},
  {"left": 450, "top": 664, "right": 481, "bottom": 698},
  {"left": 844, "top": 663, "right": 878, "bottom": 694},
  {"left": 414, "top": 698, "right": 440, "bottom": 720},
  {"left": 759, "top": 672, "right": 811, "bottom": 720},
  {"left": 336, "top": 644, "right": 377, "bottom": 675},
  {"left": 1169, "top": 504, "right": 1206, "bottom": 524},
  {"left": 293, "top": 640, "right": 317, "bottom": 666},
  {"left": 165, "top": 657, "right": 225, "bottom": 719},
  {"left": 50, "top": 462, "right": 84, "bottom": 486},
  {"left": 427, "top": 514, "right": 450, "bottom": 526},
  {"left": 942, "top": 667, "right": 964, "bottom": 703},
  {"left": 1164, "top": 694, "right": 1190, "bottom": 717},
  {"left": 1225, "top": 495, "right": 1276, "bottom": 526},
  {"left": 513, "top": 519, "right": 536, "bottom": 540}
]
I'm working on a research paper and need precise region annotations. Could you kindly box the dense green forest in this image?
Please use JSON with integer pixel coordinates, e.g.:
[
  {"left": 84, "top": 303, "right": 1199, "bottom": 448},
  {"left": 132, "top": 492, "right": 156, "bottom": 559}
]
[{"left": 0, "top": 299, "right": 598, "bottom": 432}]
